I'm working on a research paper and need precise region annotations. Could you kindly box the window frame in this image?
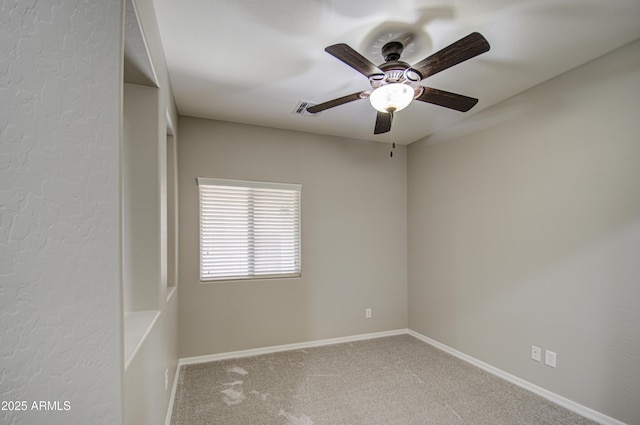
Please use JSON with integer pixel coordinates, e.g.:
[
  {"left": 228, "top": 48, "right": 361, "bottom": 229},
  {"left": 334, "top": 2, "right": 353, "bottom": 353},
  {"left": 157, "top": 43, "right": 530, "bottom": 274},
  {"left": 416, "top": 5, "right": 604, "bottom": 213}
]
[{"left": 197, "top": 177, "right": 302, "bottom": 282}]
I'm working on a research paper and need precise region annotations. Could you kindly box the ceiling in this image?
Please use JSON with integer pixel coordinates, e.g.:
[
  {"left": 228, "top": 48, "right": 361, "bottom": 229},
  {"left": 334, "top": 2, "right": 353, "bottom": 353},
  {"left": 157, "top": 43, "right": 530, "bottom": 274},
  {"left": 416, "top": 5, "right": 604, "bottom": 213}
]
[{"left": 151, "top": 0, "right": 640, "bottom": 145}]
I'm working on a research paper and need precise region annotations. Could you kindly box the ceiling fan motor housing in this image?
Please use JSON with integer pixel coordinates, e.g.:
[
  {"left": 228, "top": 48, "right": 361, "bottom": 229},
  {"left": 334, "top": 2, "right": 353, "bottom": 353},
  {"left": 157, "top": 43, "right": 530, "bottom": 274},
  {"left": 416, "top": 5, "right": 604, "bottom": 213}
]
[
  {"left": 370, "top": 61, "right": 420, "bottom": 88},
  {"left": 381, "top": 41, "right": 404, "bottom": 61},
  {"left": 373, "top": 41, "right": 423, "bottom": 88}
]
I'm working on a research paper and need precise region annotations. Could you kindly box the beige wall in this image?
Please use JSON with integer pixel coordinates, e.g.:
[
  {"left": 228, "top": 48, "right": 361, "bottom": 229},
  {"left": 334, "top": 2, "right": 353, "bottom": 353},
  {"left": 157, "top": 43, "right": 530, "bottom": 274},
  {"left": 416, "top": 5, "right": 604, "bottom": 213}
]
[
  {"left": 121, "top": 1, "right": 179, "bottom": 424},
  {"left": 177, "top": 117, "right": 407, "bottom": 357},
  {"left": 408, "top": 39, "right": 640, "bottom": 424},
  {"left": 124, "top": 294, "right": 178, "bottom": 425}
]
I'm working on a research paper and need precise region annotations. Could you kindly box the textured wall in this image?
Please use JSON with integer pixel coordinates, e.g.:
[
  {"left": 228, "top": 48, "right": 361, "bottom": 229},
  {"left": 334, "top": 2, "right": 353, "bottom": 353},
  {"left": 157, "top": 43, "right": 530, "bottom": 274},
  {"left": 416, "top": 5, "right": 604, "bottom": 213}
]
[
  {"left": 408, "top": 39, "right": 640, "bottom": 424},
  {"left": 177, "top": 118, "right": 408, "bottom": 357},
  {"left": 0, "top": 1, "right": 123, "bottom": 424}
]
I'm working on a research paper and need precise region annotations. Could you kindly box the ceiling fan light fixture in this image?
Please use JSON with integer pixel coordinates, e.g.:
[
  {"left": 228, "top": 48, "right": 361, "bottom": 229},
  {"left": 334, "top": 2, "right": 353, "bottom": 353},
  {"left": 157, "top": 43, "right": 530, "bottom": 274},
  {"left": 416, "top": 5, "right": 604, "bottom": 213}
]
[{"left": 369, "top": 83, "right": 414, "bottom": 113}]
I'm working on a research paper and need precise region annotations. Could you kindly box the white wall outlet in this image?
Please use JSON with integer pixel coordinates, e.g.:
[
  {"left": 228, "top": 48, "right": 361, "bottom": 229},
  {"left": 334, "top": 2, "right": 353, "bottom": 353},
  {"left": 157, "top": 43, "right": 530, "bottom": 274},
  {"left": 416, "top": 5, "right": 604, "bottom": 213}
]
[
  {"left": 165, "top": 368, "right": 169, "bottom": 390},
  {"left": 531, "top": 345, "right": 541, "bottom": 361},
  {"left": 545, "top": 350, "right": 557, "bottom": 368},
  {"left": 365, "top": 308, "right": 372, "bottom": 319}
]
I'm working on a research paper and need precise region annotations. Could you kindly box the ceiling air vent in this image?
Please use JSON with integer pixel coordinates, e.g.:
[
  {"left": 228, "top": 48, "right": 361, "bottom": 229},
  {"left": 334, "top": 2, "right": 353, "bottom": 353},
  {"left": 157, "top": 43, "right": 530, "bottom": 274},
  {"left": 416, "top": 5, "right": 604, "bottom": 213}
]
[{"left": 292, "top": 100, "right": 318, "bottom": 116}]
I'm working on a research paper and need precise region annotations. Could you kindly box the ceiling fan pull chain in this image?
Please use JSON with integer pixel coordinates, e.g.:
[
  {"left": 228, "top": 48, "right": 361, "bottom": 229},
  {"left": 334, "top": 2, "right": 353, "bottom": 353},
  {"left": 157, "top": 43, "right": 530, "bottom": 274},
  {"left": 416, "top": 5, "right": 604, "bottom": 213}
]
[
  {"left": 389, "top": 110, "right": 396, "bottom": 158},
  {"left": 390, "top": 117, "right": 396, "bottom": 158}
]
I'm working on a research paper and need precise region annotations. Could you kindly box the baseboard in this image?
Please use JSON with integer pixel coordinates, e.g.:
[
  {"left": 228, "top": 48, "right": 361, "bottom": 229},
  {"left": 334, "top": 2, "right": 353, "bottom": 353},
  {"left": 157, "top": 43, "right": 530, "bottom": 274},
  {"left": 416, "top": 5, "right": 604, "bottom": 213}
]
[
  {"left": 178, "top": 329, "right": 407, "bottom": 366},
  {"left": 164, "top": 364, "right": 181, "bottom": 425},
  {"left": 407, "top": 329, "right": 627, "bottom": 425},
  {"left": 168, "top": 328, "right": 626, "bottom": 425},
  {"left": 166, "top": 329, "right": 407, "bottom": 424}
]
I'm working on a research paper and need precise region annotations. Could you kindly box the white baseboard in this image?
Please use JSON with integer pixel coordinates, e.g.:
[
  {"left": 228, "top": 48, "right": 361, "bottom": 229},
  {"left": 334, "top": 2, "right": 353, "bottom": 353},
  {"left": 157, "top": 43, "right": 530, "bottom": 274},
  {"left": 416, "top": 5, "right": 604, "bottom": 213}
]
[
  {"left": 407, "top": 329, "right": 628, "bottom": 425},
  {"left": 167, "top": 329, "right": 405, "bottom": 424},
  {"left": 178, "top": 328, "right": 408, "bottom": 366},
  {"left": 164, "top": 364, "right": 181, "bottom": 425},
  {"left": 167, "top": 328, "right": 626, "bottom": 425}
]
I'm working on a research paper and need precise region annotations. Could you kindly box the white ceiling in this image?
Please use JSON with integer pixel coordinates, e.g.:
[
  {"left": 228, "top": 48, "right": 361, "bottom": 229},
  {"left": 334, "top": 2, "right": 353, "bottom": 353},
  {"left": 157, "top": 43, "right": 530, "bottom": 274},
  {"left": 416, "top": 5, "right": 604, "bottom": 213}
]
[{"left": 151, "top": 0, "right": 640, "bottom": 145}]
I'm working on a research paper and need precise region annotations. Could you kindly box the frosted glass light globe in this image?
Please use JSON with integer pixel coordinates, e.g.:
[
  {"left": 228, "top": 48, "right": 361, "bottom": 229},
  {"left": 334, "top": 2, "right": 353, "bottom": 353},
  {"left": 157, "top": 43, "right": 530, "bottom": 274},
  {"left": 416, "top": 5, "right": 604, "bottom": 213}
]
[{"left": 369, "top": 83, "right": 414, "bottom": 113}]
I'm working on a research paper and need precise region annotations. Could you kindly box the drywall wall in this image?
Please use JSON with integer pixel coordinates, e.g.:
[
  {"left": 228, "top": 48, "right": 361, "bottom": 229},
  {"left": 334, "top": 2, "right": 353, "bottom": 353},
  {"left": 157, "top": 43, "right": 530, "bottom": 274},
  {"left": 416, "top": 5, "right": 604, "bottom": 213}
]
[
  {"left": 177, "top": 117, "right": 407, "bottom": 357},
  {"left": 408, "top": 39, "right": 640, "bottom": 424},
  {"left": 127, "top": 0, "right": 177, "bottom": 127},
  {"left": 124, "top": 293, "right": 178, "bottom": 425},
  {"left": 122, "top": 83, "right": 162, "bottom": 312},
  {"left": 121, "top": 81, "right": 179, "bottom": 425},
  {"left": 0, "top": 1, "right": 123, "bottom": 424},
  {"left": 120, "top": 1, "right": 180, "bottom": 424}
]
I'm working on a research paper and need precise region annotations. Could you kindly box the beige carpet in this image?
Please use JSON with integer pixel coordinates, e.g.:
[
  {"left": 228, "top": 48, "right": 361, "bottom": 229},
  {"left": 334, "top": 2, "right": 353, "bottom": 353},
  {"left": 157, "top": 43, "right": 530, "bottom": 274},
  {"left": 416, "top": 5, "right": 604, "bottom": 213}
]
[{"left": 170, "top": 334, "right": 597, "bottom": 424}]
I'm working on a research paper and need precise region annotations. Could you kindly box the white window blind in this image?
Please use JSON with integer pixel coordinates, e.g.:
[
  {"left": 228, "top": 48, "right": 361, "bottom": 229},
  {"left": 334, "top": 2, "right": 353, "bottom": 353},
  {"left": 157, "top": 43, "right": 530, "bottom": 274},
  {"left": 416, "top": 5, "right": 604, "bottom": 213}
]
[{"left": 198, "top": 178, "right": 301, "bottom": 281}]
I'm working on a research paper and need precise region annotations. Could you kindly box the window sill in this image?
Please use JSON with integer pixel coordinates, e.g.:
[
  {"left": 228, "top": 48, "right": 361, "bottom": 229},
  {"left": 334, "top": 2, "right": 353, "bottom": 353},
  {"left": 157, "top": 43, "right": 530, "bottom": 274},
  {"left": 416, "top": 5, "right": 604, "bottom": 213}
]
[{"left": 124, "top": 310, "right": 160, "bottom": 370}]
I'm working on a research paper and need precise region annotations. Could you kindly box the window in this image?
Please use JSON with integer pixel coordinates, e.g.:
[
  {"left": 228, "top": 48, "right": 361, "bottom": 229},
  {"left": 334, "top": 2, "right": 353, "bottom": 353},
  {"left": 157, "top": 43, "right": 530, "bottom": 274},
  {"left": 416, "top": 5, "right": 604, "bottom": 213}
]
[{"left": 198, "top": 178, "right": 301, "bottom": 281}]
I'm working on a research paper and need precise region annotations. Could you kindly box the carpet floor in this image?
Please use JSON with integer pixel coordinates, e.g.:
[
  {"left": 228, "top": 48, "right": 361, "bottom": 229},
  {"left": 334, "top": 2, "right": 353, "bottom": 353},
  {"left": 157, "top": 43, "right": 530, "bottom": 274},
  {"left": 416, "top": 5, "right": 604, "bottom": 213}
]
[{"left": 170, "top": 334, "right": 597, "bottom": 425}]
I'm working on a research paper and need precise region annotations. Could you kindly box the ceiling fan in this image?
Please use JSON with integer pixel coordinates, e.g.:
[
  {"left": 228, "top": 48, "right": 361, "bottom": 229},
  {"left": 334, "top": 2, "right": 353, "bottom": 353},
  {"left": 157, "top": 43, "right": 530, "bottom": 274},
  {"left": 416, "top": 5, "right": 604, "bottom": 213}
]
[{"left": 306, "top": 32, "right": 490, "bottom": 135}]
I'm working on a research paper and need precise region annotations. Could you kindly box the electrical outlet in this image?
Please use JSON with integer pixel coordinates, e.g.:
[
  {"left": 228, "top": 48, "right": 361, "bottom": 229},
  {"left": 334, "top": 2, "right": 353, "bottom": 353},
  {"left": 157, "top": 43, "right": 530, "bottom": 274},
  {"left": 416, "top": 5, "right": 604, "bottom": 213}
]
[
  {"left": 531, "top": 345, "right": 541, "bottom": 361},
  {"left": 165, "top": 368, "right": 169, "bottom": 390},
  {"left": 365, "top": 308, "right": 372, "bottom": 319},
  {"left": 545, "top": 350, "right": 557, "bottom": 368}
]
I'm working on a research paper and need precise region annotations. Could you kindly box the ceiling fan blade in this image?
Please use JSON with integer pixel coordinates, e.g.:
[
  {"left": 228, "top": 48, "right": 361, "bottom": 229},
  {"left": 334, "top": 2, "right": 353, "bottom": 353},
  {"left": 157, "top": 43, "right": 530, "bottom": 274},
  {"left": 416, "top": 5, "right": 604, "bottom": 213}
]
[
  {"left": 411, "top": 32, "right": 490, "bottom": 80},
  {"left": 415, "top": 86, "right": 478, "bottom": 112},
  {"left": 306, "top": 91, "right": 367, "bottom": 113},
  {"left": 374, "top": 111, "right": 393, "bottom": 134},
  {"left": 325, "top": 43, "right": 385, "bottom": 78}
]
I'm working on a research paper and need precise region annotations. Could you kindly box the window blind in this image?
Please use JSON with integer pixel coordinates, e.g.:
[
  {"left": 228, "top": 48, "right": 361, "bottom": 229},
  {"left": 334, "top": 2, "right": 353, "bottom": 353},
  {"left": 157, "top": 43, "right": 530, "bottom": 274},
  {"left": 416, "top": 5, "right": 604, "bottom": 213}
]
[{"left": 198, "top": 178, "right": 301, "bottom": 281}]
